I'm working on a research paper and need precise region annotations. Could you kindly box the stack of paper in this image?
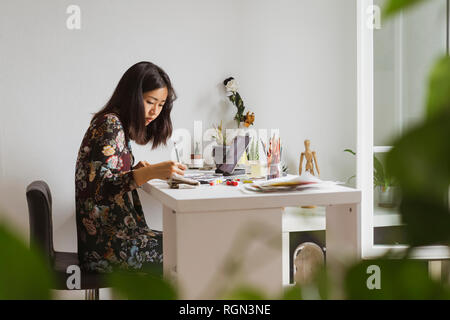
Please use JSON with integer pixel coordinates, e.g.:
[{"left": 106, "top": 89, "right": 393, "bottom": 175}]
[{"left": 243, "top": 172, "right": 336, "bottom": 193}]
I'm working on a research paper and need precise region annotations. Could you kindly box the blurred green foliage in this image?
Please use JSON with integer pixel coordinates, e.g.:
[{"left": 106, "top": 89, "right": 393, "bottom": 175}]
[
  {"left": 0, "top": 221, "right": 54, "bottom": 299},
  {"left": 386, "top": 58, "right": 450, "bottom": 246},
  {"left": 426, "top": 56, "right": 450, "bottom": 118},
  {"left": 222, "top": 266, "right": 330, "bottom": 300},
  {"left": 107, "top": 265, "right": 177, "bottom": 300},
  {"left": 383, "top": 0, "right": 427, "bottom": 17},
  {"left": 345, "top": 258, "right": 450, "bottom": 299}
]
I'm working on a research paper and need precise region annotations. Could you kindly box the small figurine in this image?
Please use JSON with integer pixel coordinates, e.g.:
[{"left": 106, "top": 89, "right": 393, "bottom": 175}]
[
  {"left": 299, "top": 139, "right": 320, "bottom": 177},
  {"left": 299, "top": 139, "right": 320, "bottom": 209}
]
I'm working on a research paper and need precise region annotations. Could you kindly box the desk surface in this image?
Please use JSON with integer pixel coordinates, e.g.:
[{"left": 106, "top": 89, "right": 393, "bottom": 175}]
[{"left": 142, "top": 180, "right": 361, "bottom": 213}]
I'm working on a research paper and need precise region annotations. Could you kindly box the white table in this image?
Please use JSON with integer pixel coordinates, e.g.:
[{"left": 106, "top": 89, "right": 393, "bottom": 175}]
[{"left": 142, "top": 180, "right": 361, "bottom": 299}]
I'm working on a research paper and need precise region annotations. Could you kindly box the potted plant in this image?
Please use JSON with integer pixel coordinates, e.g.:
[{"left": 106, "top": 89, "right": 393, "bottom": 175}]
[
  {"left": 344, "top": 149, "right": 398, "bottom": 208},
  {"left": 247, "top": 137, "right": 265, "bottom": 177},
  {"left": 373, "top": 155, "right": 399, "bottom": 208}
]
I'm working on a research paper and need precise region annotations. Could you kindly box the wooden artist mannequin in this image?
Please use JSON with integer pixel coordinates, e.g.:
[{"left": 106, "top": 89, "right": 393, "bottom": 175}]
[
  {"left": 299, "top": 139, "right": 320, "bottom": 209},
  {"left": 299, "top": 139, "right": 320, "bottom": 177}
]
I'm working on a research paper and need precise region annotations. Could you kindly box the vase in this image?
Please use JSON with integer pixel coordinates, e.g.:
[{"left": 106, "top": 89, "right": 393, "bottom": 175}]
[
  {"left": 267, "top": 162, "right": 281, "bottom": 180},
  {"left": 377, "top": 186, "right": 399, "bottom": 208}
]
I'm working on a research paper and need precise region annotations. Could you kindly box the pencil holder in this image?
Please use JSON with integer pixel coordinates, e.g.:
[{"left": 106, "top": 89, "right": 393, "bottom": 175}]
[{"left": 267, "top": 162, "right": 281, "bottom": 180}]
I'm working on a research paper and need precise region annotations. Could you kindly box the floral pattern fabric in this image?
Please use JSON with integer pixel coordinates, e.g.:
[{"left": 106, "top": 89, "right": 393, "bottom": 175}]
[{"left": 75, "top": 113, "right": 163, "bottom": 273}]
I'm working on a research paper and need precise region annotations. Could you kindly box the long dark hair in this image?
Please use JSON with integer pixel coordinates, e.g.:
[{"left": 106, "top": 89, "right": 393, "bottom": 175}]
[{"left": 92, "top": 61, "right": 176, "bottom": 149}]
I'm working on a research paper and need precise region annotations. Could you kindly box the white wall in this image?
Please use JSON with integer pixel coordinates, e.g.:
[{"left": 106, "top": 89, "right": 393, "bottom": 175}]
[{"left": 0, "top": 0, "right": 356, "bottom": 254}]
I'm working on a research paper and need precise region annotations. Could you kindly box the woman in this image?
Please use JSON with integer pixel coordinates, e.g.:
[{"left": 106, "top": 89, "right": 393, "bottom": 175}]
[{"left": 75, "top": 61, "right": 186, "bottom": 274}]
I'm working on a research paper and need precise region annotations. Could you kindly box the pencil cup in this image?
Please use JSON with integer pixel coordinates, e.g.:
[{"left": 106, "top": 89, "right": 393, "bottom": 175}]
[{"left": 267, "top": 162, "right": 281, "bottom": 180}]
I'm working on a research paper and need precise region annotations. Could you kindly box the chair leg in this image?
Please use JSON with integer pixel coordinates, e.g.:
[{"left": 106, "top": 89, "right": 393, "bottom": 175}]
[{"left": 85, "top": 288, "right": 100, "bottom": 300}]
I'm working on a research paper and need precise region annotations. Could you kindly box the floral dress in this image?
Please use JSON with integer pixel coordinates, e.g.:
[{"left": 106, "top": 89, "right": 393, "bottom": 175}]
[{"left": 75, "top": 113, "right": 163, "bottom": 274}]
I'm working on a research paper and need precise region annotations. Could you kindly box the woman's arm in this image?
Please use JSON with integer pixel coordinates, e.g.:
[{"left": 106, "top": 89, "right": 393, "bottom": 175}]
[
  {"left": 89, "top": 115, "right": 138, "bottom": 197},
  {"left": 90, "top": 115, "right": 187, "bottom": 193},
  {"left": 132, "top": 161, "right": 187, "bottom": 187}
]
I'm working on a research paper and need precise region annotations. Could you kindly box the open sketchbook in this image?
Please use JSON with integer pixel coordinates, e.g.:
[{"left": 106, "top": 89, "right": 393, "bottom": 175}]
[{"left": 241, "top": 172, "right": 339, "bottom": 193}]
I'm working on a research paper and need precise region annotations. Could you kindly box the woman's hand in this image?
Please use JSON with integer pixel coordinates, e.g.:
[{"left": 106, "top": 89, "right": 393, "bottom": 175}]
[
  {"left": 149, "top": 161, "right": 187, "bottom": 180},
  {"left": 132, "top": 160, "right": 187, "bottom": 187},
  {"left": 133, "top": 160, "right": 151, "bottom": 170}
]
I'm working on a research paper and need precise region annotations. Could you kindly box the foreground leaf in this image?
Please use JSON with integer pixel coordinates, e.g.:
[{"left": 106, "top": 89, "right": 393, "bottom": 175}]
[
  {"left": 0, "top": 222, "right": 54, "bottom": 299},
  {"left": 223, "top": 286, "right": 267, "bottom": 300},
  {"left": 345, "top": 258, "right": 450, "bottom": 299},
  {"left": 108, "top": 265, "right": 177, "bottom": 300},
  {"left": 386, "top": 110, "right": 450, "bottom": 245},
  {"left": 426, "top": 56, "right": 450, "bottom": 119},
  {"left": 383, "top": 0, "right": 427, "bottom": 18}
]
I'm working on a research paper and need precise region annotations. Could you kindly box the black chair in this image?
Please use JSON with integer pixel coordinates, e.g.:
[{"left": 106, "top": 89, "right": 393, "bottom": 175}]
[{"left": 26, "top": 180, "right": 107, "bottom": 300}]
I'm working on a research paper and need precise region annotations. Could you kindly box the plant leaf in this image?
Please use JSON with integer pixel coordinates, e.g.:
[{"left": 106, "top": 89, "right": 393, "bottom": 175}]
[
  {"left": 383, "top": 0, "right": 427, "bottom": 19},
  {"left": 373, "top": 155, "right": 385, "bottom": 187},
  {"left": 386, "top": 110, "right": 450, "bottom": 201},
  {"left": 108, "top": 265, "right": 177, "bottom": 300},
  {"left": 343, "top": 149, "right": 356, "bottom": 156},
  {"left": 345, "top": 258, "right": 450, "bottom": 299},
  {"left": 279, "top": 285, "right": 303, "bottom": 300},
  {"left": 223, "top": 285, "right": 267, "bottom": 300},
  {"left": 0, "top": 222, "right": 54, "bottom": 299},
  {"left": 386, "top": 109, "right": 450, "bottom": 245},
  {"left": 399, "top": 194, "right": 450, "bottom": 246},
  {"left": 426, "top": 56, "right": 450, "bottom": 119}
]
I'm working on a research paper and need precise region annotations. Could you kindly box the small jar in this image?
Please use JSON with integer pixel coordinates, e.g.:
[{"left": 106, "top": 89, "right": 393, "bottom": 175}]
[
  {"left": 267, "top": 162, "right": 281, "bottom": 180},
  {"left": 248, "top": 160, "right": 266, "bottom": 178}
]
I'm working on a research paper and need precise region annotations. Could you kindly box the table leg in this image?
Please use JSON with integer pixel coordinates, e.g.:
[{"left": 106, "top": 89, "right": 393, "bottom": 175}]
[
  {"left": 162, "top": 205, "right": 177, "bottom": 280},
  {"left": 325, "top": 203, "right": 361, "bottom": 298},
  {"left": 282, "top": 232, "right": 290, "bottom": 286}
]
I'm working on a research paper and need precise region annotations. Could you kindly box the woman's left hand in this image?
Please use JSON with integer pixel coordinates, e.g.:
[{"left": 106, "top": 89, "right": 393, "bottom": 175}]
[{"left": 133, "top": 160, "right": 151, "bottom": 170}]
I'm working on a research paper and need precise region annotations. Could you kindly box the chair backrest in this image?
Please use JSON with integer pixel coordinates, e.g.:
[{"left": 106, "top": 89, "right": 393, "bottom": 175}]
[{"left": 26, "top": 180, "right": 55, "bottom": 262}]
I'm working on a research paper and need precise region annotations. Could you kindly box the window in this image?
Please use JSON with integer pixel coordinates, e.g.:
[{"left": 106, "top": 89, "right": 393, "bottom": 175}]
[{"left": 357, "top": 0, "right": 450, "bottom": 259}]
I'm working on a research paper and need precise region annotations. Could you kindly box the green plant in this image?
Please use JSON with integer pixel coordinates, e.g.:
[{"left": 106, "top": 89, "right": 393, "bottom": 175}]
[
  {"left": 212, "top": 120, "right": 228, "bottom": 145},
  {"left": 343, "top": 149, "right": 394, "bottom": 189},
  {"left": 248, "top": 138, "right": 260, "bottom": 161}
]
